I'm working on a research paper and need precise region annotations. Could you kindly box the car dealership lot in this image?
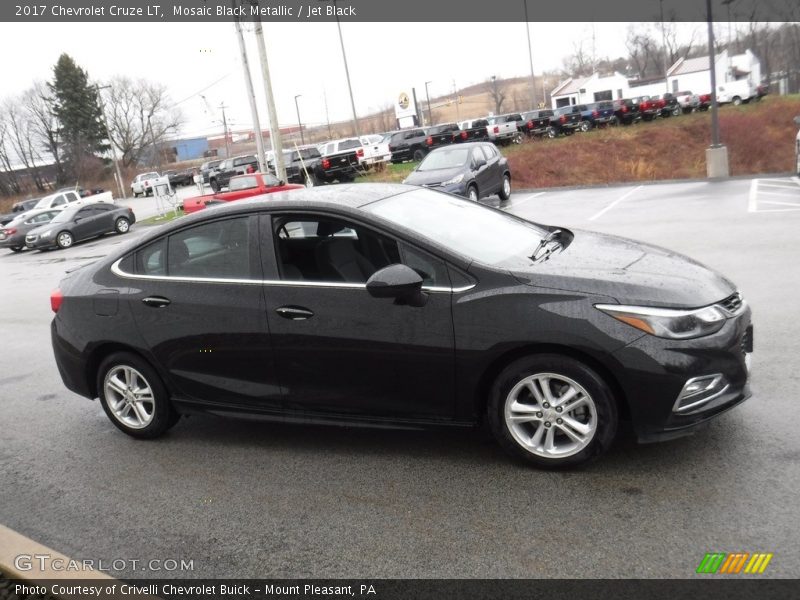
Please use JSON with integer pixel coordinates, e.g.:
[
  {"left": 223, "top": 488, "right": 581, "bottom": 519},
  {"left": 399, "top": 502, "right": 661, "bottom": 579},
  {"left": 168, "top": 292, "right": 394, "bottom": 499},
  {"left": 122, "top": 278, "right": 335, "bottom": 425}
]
[{"left": 1, "top": 176, "right": 799, "bottom": 578}]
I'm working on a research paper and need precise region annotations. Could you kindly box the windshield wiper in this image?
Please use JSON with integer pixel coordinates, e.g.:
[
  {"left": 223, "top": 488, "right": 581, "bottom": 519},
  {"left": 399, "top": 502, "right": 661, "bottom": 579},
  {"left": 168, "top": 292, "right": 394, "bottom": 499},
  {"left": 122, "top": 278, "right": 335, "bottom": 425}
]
[{"left": 530, "top": 228, "right": 563, "bottom": 263}]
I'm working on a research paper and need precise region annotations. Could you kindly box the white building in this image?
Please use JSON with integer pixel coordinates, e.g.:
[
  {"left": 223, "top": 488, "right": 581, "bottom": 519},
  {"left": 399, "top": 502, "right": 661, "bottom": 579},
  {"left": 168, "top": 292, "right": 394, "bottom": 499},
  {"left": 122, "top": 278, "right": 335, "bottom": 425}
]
[{"left": 551, "top": 49, "right": 762, "bottom": 108}]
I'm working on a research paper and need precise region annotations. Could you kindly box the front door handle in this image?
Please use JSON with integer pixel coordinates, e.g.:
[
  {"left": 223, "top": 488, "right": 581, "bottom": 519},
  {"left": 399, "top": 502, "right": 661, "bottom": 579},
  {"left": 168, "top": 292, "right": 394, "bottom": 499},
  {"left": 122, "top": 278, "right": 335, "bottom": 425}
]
[
  {"left": 276, "top": 306, "right": 314, "bottom": 320},
  {"left": 142, "top": 296, "right": 171, "bottom": 308}
]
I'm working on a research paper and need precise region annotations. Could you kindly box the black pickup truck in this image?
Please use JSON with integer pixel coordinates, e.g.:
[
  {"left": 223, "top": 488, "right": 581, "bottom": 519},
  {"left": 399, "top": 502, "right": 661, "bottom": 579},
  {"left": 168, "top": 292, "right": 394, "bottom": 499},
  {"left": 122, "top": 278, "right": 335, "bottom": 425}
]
[
  {"left": 520, "top": 110, "right": 553, "bottom": 137},
  {"left": 388, "top": 128, "right": 430, "bottom": 162},
  {"left": 209, "top": 154, "right": 259, "bottom": 191},
  {"left": 318, "top": 139, "right": 363, "bottom": 183},
  {"left": 612, "top": 98, "right": 641, "bottom": 125},
  {"left": 425, "top": 123, "right": 460, "bottom": 147},
  {"left": 454, "top": 118, "right": 490, "bottom": 143},
  {"left": 271, "top": 146, "right": 326, "bottom": 186},
  {"left": 574, "top": 102, "right": 616, "bottom": 131},
  {"left": 548, "top": 107, "right": 582, "bottom": 137}
]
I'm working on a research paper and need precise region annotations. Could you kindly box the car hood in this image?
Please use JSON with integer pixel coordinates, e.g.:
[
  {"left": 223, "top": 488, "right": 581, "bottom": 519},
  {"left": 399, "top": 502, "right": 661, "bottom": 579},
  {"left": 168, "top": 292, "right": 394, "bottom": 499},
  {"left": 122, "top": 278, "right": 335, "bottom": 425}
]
[
  {"left": 510, "top": 229, "right": 736, "bottom": 308},
  {"left": 404, "top": 167, "right": 464, "bottom": 187}
]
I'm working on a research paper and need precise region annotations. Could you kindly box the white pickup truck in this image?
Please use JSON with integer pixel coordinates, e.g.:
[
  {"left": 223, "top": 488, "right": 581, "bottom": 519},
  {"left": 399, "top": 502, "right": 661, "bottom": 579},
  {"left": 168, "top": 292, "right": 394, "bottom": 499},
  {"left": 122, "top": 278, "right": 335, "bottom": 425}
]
[
  {"left": 130, "top": 172, "right": 160, "bottom": 197},
  {"left": 359, "top": 135, "right": 391, "bottom": 167},
  {"left": 33, "top": 189, "right": 113, "bottom": 211},
  {"left": 486, "top": 114, "right": 523, "bottom": 145}
]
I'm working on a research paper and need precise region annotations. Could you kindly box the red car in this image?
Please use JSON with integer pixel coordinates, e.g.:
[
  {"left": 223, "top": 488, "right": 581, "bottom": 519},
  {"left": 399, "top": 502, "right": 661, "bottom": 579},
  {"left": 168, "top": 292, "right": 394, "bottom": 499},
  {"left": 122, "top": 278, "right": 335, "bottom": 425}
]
[{"left": 183, "top": 172, "right": 302, "bottom": 214}]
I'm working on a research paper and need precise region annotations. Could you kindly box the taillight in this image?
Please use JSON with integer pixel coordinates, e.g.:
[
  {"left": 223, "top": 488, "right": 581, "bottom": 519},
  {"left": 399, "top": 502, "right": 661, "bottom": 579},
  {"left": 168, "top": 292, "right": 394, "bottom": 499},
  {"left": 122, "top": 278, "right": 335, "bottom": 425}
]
[
  {"left": 622, "top": 105, "right": 628, "bottom": 113},
  {"left": 4, "top": 228, "right": 16, "bottom": 235},
  {"left": 592, "top": 110, "right": 598, "bottom": 117},
  {"left": 50, "top": 288, "right": 63, "bottom": 313},
  {"left": 460, "top": 131, "right": 467, "bottom": 140},
  {"left": 426, "top": 136, "right": 433, "bottom": 146},
  {"left": 559, "top": 115, "right": 566, "bottom": 123},
  {"left": 659, "top": 99, "right": 666, "bottom": 108},
  {"left": 322, "top": 158, "right": 330, "bottom": 169},
  {"left": 526, "top": 120, "right": 533, "bottom": 129},
  {"left": 493, "top": 126, "right": 499, "bottom": 134},
  {"left": 356, "top": 148, "right": 364, "bottom": 158}
]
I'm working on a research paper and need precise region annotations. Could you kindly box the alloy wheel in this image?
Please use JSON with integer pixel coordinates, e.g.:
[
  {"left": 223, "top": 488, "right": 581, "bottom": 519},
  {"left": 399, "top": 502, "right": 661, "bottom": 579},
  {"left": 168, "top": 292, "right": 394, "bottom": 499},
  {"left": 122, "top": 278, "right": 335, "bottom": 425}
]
[
  {"left": 57, "top": 232, "right": 73, "bottom": 249},
  {"left": 116, "top": 218, "right": 130, "bottom": 233},
  {"left": 468, "top": 186, "right": 478, "bottom": 202},
  {"left": 104, "top": 365, "right": 155, "bottom": 429},
  {"left": 504, "top": 372, "right": 597, "bottom": 458}
]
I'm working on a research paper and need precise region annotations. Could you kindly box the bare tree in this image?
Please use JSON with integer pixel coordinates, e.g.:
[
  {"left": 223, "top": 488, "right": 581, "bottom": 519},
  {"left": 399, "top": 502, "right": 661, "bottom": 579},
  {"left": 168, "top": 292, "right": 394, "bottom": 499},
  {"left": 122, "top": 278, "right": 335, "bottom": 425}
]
[
  {"left": 103, "top": 77, "right": 182, "bottom": 168},
  {"left": 626, "top": 26, "right": 660, "bottom": 79},
  {"left": 0, "top": 113, "right": 22, "bottom": 196},
  {"left": 486, "top": 76, "right": 507, "bottom": 115},
  {"left": 2, "top": 96, "right": 47, "bottom": 191},
  {"left": 562, "top": 40, "right": 594, "bottom": 77},
  {"left": 25, "top": 81, "right": 64, "bottom": 185}
]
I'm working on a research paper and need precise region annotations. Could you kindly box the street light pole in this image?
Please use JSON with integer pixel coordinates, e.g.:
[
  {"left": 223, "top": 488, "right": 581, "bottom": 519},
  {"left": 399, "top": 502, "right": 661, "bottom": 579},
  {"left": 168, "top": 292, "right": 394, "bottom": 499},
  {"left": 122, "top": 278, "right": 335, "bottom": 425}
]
[
  {"left": 523, "top": 0, "right": 537, "bottom": 108},
  {"left": 424, "top": 81, "right": 433, "bottom": 126},
  {"left": 659, "top": 0, "right": 670, "bottom": 94},
  {"left": 234, "top": 12, "right": 267, "bottom": 173},
  {"left": 705, "top": 0, "right": 729, "bottom": 177},
  {"left": 294, "top": 95, "right": 304, "bottom": 146},
  {"left": 335, "top": 14, "right": 360, "bottom": 139}
]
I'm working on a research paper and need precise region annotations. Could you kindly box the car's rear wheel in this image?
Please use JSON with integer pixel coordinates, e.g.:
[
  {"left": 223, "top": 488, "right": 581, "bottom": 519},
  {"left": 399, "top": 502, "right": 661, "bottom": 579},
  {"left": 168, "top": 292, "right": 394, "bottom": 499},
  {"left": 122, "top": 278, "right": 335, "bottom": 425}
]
[
  {"left": 488, "top": 354, "right": 618, "bottom": 468},
  {"left": 512, "top": 132, "right": 523, "bottom": 144},
  {"left": 547, "top": 126, "right": 557, "bottom": 138},
  {"left": 732, "top": 96, "right": 742, "bottom": 106},
  {"left": 97, "top": 352, "right": 179, "bottom": 439},
  {"left": 56, "top": 231, "right": 73, "bottom": 249},
  {"left": 115, "top": 217, "right": 130, "bottom": 234},
  {"left": 467, "top": 184, "right": 479, "bottom": 202},
  {"left": 303, "top": 172, "right": 318, "bottom": 188},
  {"left": 498, "top": 174, "right": 511, "bottom": 201},
  {"left": 210, "top": 179, "right": 219, "bottom": 192},
  {"left": 413, "top": 148, "right": 427, "bottom": 162},
  {"left": 9, "top": 246, "right": 23, "bottom": 253},
  {"left": 579, "top": 120, "right": 591, "bottom": 132}
]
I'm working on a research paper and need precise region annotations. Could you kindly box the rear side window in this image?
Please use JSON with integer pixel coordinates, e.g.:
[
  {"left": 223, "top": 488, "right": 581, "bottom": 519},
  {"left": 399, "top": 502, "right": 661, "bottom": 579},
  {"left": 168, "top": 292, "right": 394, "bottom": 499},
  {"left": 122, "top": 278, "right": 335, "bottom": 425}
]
[
  {"left": 167, "top": 218, "right": 251, "bottom": 280},
  {"left": 230, "top": 176, "right": 258, "bottom": 191},
  {"left": 136, "top": 238, "right": 167, "bottom": 276}
]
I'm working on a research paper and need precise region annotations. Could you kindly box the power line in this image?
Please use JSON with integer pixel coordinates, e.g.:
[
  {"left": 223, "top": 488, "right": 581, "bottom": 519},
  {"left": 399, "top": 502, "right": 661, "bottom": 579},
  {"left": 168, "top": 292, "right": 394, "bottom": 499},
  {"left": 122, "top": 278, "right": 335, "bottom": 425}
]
[{"left": 170, "top": 73, "right": 232, "bottom": 108}]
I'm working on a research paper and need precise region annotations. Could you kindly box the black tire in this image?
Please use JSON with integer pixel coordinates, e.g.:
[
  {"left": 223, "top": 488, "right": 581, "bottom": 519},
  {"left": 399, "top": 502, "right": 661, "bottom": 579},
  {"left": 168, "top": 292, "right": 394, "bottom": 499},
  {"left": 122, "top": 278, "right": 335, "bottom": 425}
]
[
  {"left": 115, "top": 217, "right": 130, "bottom": 234},
  {"left": 209, "top": 179, "right": 219, "bottom": 193},
  {"left": 498, "top": 174, "right": 511, "bottom": 201},
  {"left": 579, "top": 120, "right": 591, "bottom": 133},
  {"left": 56, "top": 231, "right": 73, "bottom": 249},
  {"left": 511, "top": 132, "right": 523, "bottom": 144},
  {"left": 303, "top": 172, "right": 319, "bottom": 188},
  {"left": 9, "top": 246, "right": 23, "bottom": 253},
  {"left": 671, "top": 106, "right": 681, "bottom": 117},
  {"left": 467, "top": 184, "right": 479, "bottom": 202},
  {"left": 732, "top": 96, "right": 742, "bottom": 106},
  {"left": 413, "top": 148, "right": 427, "bottom": 162},
  {"left": 547, "top": 126, "right": 557, "bottom": 139},
  {"left": 487, "top": 354, "right": 618, "bottom": 469},
  {"left": 609, "top": 115, "right": 620, "bottom": 126},
  {"left": 97, "top": 352, "right": 179, "bottom": 439}
]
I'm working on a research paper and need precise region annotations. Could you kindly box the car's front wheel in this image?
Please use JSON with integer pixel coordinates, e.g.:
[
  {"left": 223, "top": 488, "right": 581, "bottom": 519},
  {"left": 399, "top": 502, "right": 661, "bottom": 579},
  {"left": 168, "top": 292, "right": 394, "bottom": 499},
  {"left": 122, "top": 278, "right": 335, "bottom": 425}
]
[
  {"left": 97, "top": 352, "right": 179, "bottom": 439},
  {"left": 56, "top": 231, "right": 73, "bottom": 249},
  {"left": 579, "top": 120, "right": 591, "bottom": 132},
  {"left": 498, "top": 174, "right": 511, "bottom": 201},
  {"left": 467, "top": 184, "right": 479, "bottom": 202},
  {"left": 488, "top": 354, "right": 618, "bottom": 468}
]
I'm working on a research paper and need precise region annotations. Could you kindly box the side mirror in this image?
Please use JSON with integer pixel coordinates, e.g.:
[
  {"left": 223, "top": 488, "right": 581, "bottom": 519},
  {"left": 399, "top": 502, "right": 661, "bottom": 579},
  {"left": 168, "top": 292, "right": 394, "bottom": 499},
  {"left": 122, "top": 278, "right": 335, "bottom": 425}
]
[
  {"left": 73, "top": 217, "right": 82, "bottom": 223},
  {"left": 366, "top": 264, "right": 427, "bottom": 307},
  {"left": 475, "top": 158, "right": 487, "bottom": 169}
]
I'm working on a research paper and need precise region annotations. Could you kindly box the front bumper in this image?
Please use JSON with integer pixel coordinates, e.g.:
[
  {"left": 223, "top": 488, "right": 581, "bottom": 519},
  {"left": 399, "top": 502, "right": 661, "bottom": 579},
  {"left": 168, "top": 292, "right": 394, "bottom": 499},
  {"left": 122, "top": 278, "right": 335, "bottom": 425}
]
[
  {"left": 25, "top": 234, "right": 55, "bottom": 249},
  {"left": 611, "top": 306, "right": 753, "bottom": 442}
]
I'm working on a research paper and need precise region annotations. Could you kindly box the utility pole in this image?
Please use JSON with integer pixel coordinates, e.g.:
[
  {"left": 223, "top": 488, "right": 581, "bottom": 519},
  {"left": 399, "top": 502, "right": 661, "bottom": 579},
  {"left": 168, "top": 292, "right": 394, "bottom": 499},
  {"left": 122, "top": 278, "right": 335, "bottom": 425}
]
[
  {"left": 323, "top": 89, "right": 332, "bottom": 138},
  {"left": 335, "top": 13, "right": 360, "bottom": 138},
  {"left": 252, "top": 4, "right": 286, "bottom": 182},
  {"left": 94, "top": 84, "right": 125, "bottom": 200},
  {"left": 147, "top": 116, "right": 163, "bottom": 173},
  {"left": 294, "top": 95, "right": 304, "bottom": 146},
  {"left": 234, "top": 11, "right": 267, "bottom": 173},
  {"left": 424, "top": 81, "right": 433, "bottom": 126},
  {"left": 218, "top": 103, "right": 231, "bottom": 157},
  {"left": 452, "top": 80, "right": 460, "bottom": 122},
  {"left": 523, "top": 0, "right": 537, "bottom": 109}
]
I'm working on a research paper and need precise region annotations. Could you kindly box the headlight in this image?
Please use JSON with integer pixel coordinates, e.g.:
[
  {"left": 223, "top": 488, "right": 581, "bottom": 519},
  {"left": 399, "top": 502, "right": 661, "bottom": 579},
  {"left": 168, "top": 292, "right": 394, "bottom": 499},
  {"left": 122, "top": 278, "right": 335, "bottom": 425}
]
[
  {"left": 442, "top": 173, "right": 464, "bottom": 186},
  {"left": 40, "top": 230, "right": 52, "bottom": 238},
  {"left": 595, "top": 303, "right": 727, "bottom": 339}
]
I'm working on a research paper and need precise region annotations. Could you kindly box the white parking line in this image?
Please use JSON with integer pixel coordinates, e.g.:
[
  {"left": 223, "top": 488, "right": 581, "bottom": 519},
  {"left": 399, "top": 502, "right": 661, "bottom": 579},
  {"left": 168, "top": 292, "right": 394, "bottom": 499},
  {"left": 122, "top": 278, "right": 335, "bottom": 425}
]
[
  {"left": 756, "top": 189, "right": 800, "bottom": 197},
  {"left": 760, "top": 200, "right": 800, "bottom": 207},
  {"left": 748, "top": 179, "right": 759, "bottom": 212},
  {"left": 588, "top": 185, "right": 643, "bottom": 221},
  {"left": 506, "top": 191, "right": 545, "bottom": 208}
]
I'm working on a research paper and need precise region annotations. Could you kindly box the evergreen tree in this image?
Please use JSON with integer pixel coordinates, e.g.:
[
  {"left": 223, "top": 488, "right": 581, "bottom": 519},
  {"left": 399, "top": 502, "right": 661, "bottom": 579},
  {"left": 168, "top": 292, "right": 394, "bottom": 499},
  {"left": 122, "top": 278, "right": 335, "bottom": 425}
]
[{"left": 48, "top": 53, "right": 108, "bottom": 182}]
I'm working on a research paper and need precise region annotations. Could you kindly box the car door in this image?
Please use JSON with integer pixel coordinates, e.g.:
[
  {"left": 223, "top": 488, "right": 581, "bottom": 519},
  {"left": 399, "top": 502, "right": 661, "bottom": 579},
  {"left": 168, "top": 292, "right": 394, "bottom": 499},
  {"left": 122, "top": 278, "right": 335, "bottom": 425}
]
[
  {"left": 123, "top": 214, "right": 281, "bottom": 408},
  {"left": 260, "top": 212, "right": 456, "bottom": 420},
  {"left": 70, "top": 206, "right": 100, "bottom": 241},
  {"left": 481, "top": 144, "right": 502, "bottom": 193},
  {"left": 472, "top": 148, "right": 493, "bottom": 197}
]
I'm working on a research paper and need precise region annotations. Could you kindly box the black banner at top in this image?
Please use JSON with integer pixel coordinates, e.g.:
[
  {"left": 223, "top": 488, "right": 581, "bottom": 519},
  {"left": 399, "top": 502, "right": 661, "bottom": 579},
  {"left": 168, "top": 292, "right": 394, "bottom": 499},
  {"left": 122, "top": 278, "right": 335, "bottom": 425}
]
[{"left": 0, "top": 0, "right": 794, "bottom": 23}]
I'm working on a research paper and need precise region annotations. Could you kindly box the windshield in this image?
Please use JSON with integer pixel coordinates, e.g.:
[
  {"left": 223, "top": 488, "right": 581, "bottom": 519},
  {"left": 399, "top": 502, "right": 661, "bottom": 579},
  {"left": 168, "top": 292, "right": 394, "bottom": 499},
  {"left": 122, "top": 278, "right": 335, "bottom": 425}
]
[
  {"left": 417, "top": 147, "right": 470, "bottom": 171},
  {"left": 365, "top": 189, "right": 548, "bottom": 267}
]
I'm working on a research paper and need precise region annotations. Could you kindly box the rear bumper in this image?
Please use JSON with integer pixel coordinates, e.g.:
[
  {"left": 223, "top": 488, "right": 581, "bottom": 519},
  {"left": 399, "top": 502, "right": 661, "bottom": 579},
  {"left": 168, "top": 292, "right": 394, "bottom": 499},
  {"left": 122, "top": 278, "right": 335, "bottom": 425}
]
[
  {"left": 51, "top": 318, "right": 93, "bottom": 399},
  {"left": 0, "top": 234, "right": 26, "bottom": 248}
]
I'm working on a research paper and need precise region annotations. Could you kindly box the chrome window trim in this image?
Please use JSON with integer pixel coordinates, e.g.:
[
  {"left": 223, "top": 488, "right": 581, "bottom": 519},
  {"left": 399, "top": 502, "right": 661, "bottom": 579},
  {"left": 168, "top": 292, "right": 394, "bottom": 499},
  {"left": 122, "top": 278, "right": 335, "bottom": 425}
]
[{"left": 110, "top": 258, "right": 475, "bottom": 293}]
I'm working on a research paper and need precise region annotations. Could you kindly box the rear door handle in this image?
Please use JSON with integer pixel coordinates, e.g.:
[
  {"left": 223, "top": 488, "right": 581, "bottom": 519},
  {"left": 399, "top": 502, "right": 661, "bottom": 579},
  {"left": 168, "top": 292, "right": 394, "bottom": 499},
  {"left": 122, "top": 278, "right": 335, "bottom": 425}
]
[
  {"left": 276, "top": 306, "right": 314, "bottom": 320},
  {"left": 142, "top": 296, "right": 171, "bottom": 308}
]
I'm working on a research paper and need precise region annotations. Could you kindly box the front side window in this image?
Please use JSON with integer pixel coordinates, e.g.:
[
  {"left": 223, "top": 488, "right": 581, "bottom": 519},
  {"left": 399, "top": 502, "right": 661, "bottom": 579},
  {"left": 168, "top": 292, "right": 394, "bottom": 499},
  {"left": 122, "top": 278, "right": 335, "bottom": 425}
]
[
  {"left": 273, "top": 215, "right": 447, "bottom": 287},
  {"left": 52, "top": 195, "right": 67, "bottom": 207},
  {"left": 229, "top": 176, "right": 258, "bottom": 191}
]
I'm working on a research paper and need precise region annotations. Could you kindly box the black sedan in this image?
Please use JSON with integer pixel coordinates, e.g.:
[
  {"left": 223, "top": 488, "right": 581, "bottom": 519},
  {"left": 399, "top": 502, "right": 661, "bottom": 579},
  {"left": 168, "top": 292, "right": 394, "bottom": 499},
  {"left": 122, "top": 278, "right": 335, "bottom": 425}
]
[
  {"left": 50, "top": 184, "right": 752, "bottom": 468},
  {"left": 0, "top": 208, "right": 62, "bottom": 252},
  {"left": 26, "top": 203, "right": 135, "bottom": 250},
  {"left": 402, "top": 142, "right": 511, "bottom": 202}
]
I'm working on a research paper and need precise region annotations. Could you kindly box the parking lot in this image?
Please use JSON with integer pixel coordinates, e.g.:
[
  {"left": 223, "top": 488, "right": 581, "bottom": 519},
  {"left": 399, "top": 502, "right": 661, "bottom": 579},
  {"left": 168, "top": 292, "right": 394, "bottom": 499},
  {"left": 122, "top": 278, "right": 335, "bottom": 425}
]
[{"left": 1, "top": 175, "right": 799, "bottom": 579}]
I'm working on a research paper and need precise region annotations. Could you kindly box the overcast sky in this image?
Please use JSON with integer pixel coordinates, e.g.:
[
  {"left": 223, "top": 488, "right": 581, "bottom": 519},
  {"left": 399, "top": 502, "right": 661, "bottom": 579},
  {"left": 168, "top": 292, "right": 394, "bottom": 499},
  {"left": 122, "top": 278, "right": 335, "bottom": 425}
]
[{"left": 0, "top": 21, "right": 715, "bottom": 138}]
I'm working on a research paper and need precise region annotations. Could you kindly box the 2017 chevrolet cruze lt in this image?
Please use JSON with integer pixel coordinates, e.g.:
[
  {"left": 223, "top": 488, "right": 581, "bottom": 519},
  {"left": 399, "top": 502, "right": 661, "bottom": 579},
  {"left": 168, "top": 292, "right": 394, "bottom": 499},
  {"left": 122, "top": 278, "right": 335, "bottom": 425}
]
[{"left": 50, "top": 184, "right": 752, "bottom": 468}]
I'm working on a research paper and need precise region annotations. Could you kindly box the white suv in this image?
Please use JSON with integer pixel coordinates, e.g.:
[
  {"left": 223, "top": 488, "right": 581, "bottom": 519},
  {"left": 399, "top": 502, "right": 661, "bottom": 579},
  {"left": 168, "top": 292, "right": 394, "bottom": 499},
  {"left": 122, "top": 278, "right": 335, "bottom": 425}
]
[{"left": 131, "top": 172, "right": 160, "bottom": 197}]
